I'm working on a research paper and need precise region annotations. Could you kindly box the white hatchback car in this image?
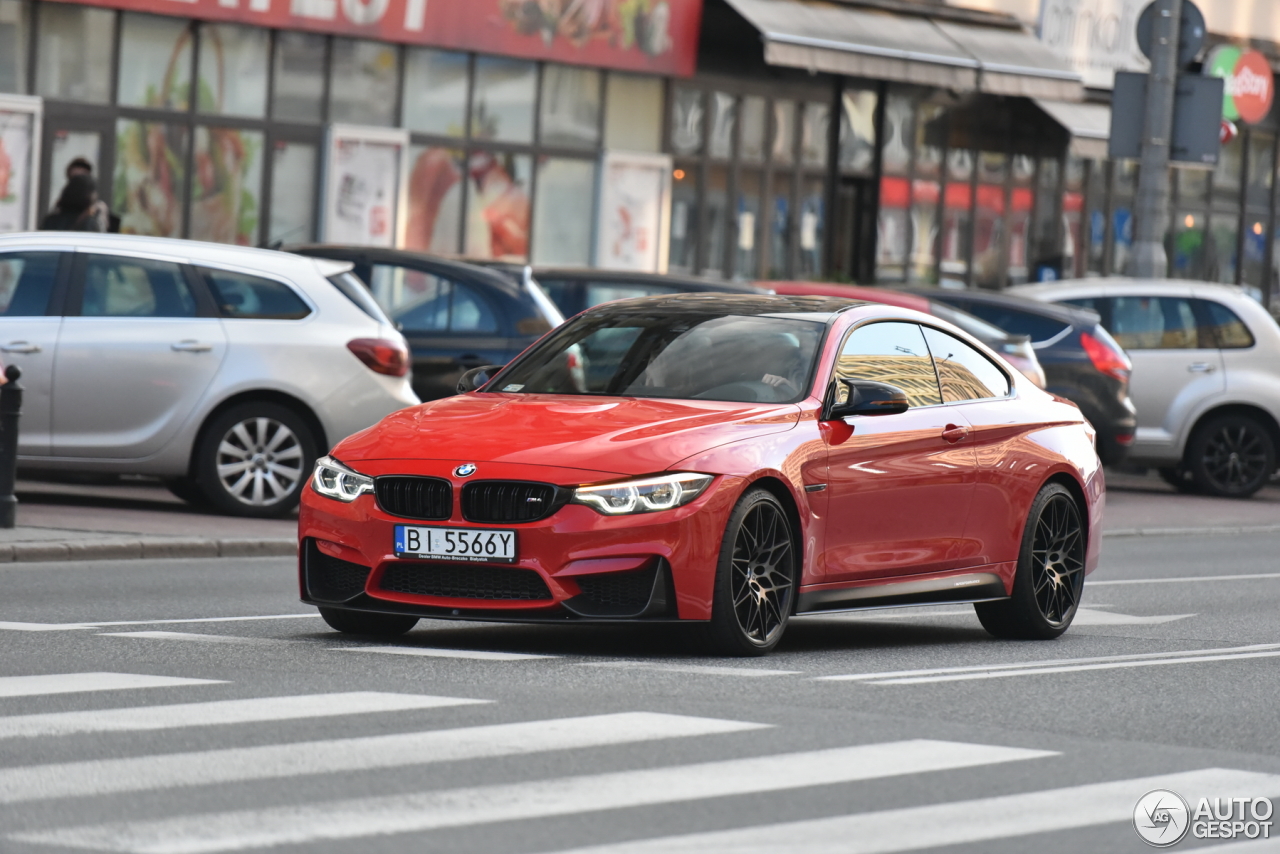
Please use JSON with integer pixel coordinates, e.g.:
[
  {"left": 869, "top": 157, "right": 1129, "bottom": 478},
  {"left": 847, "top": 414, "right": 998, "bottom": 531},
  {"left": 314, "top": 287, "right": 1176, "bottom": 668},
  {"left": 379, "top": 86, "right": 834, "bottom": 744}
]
[
  {"left": 0, "top": 233, "right": 419, "bottom": 516},
  {"left": 1010, "top": 278, "right": 1280, "bottom": 497}
]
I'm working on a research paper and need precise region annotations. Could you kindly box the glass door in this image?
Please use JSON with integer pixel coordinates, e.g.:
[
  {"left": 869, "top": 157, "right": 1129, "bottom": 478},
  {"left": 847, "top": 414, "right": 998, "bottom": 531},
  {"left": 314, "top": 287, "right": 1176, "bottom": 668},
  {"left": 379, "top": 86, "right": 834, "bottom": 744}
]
[{"left": 39, "top": 109, "right": 115, "bottom": 230}]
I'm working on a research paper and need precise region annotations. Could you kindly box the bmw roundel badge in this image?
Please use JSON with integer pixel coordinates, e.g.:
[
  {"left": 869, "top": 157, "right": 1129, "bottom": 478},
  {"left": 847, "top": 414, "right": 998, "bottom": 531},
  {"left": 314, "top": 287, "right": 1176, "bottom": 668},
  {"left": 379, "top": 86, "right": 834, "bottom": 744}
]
[{"left": 454, "top": 463, "right": 477, "bottom": 478}]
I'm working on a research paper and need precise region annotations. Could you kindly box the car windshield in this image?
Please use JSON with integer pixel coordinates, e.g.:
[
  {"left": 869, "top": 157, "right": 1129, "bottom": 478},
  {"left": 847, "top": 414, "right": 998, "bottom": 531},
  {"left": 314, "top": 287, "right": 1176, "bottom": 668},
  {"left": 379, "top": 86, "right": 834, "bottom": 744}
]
[{"left": 491, "top": 310, "right": 826, "bottom": 403}]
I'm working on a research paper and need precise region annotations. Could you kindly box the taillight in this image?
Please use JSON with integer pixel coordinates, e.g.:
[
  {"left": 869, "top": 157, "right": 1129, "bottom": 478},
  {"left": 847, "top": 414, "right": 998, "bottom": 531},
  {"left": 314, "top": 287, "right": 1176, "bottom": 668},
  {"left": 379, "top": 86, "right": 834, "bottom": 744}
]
[
  {"left": 347, "top": 338, "right": 409, "bottom": 377},
  {"left": 1080, "top": 331, "right": 1131, "bottom": 382}
]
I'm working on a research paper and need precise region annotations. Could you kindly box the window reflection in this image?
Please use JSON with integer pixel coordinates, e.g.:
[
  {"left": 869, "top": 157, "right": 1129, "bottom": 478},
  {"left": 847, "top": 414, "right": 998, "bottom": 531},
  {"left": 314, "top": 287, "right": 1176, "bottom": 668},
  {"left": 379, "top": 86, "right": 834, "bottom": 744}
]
[{"left": 837, "top": 321, "right": 941, "bottom": 408}]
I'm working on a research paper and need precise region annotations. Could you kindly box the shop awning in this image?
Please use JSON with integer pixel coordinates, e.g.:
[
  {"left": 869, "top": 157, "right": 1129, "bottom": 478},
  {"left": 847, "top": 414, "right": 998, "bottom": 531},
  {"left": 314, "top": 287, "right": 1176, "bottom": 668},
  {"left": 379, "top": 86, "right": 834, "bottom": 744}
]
[
  {"left": 1034, "top": 99, "right": 1113, "bottom": 158},
  {"left": 724, "top": 0, "right": 1084, "bottom": 102}
]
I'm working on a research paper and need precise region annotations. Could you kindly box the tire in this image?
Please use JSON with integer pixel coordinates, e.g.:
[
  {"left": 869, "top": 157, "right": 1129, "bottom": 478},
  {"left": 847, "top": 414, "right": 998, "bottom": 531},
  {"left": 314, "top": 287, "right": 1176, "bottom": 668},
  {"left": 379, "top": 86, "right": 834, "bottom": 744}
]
[
  {"left": 1156, "top": 467, "right": 1196, "bottom": 493},
  {"left": 319, "top": 607, "right": 418, "bottom": 637},
  {"left": 1183, "top": 414, "right": 1277, "bottom": 498},
  {"left": 703, "top": 488, "right": 797, "bottom": 656},
  {"left": 975, "top": 483, "right": 1085, "bottom": 640},
  {"left": 193, "top": 402, "right": 319, "bottom": 517}
]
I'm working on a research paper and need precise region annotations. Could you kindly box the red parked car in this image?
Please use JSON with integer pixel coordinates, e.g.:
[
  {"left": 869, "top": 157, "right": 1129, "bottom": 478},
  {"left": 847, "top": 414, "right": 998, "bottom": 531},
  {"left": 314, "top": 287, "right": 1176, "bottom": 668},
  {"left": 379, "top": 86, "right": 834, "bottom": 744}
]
[{"left": 300, "top": 294, "right": 1103, "bottom": 655}]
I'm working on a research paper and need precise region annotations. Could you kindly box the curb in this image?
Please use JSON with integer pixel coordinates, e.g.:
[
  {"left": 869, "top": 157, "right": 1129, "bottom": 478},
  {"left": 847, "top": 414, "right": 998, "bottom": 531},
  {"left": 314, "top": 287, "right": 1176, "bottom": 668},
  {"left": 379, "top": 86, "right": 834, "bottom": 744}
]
[
  {"left": 0, "top": 537, "right": 297, "bottom": 563},
  {"left": 1102, "top": 524, "right": 1280, "bottom": 539}
]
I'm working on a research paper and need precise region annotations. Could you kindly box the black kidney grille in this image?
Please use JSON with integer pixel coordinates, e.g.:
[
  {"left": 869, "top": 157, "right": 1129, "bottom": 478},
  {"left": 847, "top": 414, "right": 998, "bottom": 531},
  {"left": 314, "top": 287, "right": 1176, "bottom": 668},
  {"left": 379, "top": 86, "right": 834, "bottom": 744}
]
[
  {"left": 574, "top": 568, "right": 656, "bottom": 611},
  {"left": 461, "top": 481, "right": 564, "bottom": 523},
  {"left": 305, "top": 540, "right": 371, "bottom": 603},
  {"left": 375, "top": 476, "right": 452, "bottom": 520},
  {"left": 379, "top": 563, "right": 552, "bottom": 600}
]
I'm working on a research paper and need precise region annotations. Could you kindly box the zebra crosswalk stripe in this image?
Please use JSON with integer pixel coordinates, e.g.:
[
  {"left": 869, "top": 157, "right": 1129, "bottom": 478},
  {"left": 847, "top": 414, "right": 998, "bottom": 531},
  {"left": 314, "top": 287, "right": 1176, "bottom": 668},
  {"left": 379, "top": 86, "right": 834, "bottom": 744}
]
[
  {"left": 9, "top": 739, "right": 1056, "bottom": 853},
  {"left": 0, "top": 672, "right": 223, "bottom": 699},
  {"left": 0, "top": 711, "right": 766, "bottom": 804},
  {"left": 542, "top": 767, "right": 1280, "bottom": 854},
  {"left": 0, "top": 691, "right": 489, "bottom": 739}
]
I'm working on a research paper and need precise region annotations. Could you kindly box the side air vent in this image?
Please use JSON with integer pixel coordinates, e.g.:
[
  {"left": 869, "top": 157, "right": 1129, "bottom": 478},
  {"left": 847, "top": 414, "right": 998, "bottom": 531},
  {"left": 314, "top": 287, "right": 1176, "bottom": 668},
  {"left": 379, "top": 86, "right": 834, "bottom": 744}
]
[{"left": 304, "top": 539, "right": 371, "bottom": 603}]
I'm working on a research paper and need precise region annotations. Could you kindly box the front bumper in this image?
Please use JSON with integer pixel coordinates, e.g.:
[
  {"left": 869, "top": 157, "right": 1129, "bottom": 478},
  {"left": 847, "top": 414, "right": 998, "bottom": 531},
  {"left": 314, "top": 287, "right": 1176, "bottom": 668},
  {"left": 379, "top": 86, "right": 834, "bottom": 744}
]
[{"left": 298, "top": 462, "right": 744, "bottom": 622}]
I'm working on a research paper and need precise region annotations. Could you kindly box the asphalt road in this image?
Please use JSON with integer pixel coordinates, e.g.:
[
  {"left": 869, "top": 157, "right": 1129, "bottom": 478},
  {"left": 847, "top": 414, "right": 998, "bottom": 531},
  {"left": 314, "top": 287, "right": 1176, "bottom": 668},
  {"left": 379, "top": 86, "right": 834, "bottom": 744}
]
[{"left": 2, "top": 532, "right": 1279, "bottom": 854}]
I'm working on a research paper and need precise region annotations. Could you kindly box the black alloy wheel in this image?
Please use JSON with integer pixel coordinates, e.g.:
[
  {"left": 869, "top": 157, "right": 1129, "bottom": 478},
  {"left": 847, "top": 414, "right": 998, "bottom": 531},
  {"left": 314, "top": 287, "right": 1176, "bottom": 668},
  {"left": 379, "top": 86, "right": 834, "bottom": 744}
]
[
  {"left": 705, "top": 489, "right": 796, "bottom": 656},
  {"left": 319, "top": 607, "right": 419, "bottom": 637},
  {"left": 1185, "top": 414, "right": 1277, "bottom": 499},
  {"left": 976, "top": 483, "right": 1085, "bottom": 640}
]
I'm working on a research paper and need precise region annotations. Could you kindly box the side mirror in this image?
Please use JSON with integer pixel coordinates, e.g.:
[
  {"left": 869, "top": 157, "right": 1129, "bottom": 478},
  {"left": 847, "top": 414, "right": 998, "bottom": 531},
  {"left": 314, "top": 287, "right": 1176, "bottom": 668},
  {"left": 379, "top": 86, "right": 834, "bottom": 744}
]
[
  {"left": 823, "top": 378, "right": 910, "bottom": 420},
  {"left": 456, "top": 365, "right": 505, "bottom": 394}
]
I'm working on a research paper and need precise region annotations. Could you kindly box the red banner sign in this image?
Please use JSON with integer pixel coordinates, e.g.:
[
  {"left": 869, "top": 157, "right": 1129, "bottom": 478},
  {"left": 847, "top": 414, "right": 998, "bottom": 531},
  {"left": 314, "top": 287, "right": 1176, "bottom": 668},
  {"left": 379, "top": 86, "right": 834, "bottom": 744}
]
[{"left": 50, "top": 0, "right": 703, "bottom": 76}]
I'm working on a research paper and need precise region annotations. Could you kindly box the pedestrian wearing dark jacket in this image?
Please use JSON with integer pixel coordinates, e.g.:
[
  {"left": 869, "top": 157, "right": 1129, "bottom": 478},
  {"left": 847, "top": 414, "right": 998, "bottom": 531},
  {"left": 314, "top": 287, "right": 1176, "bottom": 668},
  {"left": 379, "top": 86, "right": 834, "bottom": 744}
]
[{"left": 40, "top": 174, "right": 103, "bottom": 232}]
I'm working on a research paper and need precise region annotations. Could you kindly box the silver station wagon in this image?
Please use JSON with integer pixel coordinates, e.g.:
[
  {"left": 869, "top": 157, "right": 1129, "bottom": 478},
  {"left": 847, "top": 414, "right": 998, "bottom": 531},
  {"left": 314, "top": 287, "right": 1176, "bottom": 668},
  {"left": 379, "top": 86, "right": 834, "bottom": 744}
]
[{"left": 0, "top": 234, "right": 418, "bottom": 516}]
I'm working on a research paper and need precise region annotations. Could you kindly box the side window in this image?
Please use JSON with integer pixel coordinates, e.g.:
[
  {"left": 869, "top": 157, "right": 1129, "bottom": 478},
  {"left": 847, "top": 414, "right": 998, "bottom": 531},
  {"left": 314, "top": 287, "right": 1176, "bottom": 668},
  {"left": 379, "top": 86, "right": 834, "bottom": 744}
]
[
  {"left": 1106, "top": 296, "right": 1205, "bottom": 350},
  {"left": 0, "top": 252, "right": 61, "bottom": 316},
  {"left": 199, "top": 268, "right": 311, "bottom": 320},
  {"left": 450, "top": 282, "right": 499, "bottom": 333},
  {"left": 79, "top": 255, "right": 196, "bottom": 318},
  {"left": 836, "top": 321, "right": 942, "bottom": 408},
  {"left": 921, "top": 326, "right": 1010, "bottom": 402},
  {"left": 378, "top": 265, "right": 450, "bottom": 333},
  {"left": 1198, "top": 300, "right": 1255, "bottom": 349},
  {"left": 963, "top": 303, "right": 1070, "bottom": 344}
]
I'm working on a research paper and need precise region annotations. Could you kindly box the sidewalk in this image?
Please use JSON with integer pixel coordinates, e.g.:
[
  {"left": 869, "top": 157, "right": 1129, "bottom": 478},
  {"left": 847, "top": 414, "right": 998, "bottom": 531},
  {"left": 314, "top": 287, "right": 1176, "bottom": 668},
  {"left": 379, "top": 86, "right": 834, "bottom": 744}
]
[{"left": 0, "top": 471, "right": 1276, "bottom": 563}]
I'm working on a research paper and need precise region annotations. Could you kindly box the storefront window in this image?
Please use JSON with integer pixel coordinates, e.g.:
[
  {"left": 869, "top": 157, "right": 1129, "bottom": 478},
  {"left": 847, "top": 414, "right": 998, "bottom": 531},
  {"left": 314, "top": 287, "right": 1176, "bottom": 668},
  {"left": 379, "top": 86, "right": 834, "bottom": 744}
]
[
  {"left": 877, "top": 175, "right": 909, "bottom": 282},
  {"left": 669, "top": 164, "right": 698, "bottom": 273},
  {"left": 1085, "top": 159, "right": 1107, "bottom": 274},
  {"left": 189, "top": 126, "right": 262, "bottom": 245},
  {"left": 1170, "top": 211, "right": 1208, "bottom": 280},
  {"left": 800, "top": 102, "right": 828, "bottom": 169},
  {"left": 36, "top": 3, "right": 112, "bottom": 103},
  {"left": 909, "top": 178, "right": 939, "bottom": 283},
  {"left": 839, "top": 88, "right": 876, "bottom": 174},
  {"left": 268, "top": 141, "right": 316, "bottom": 245},
  {"left": 114, "top": 120, "right": 188, "bottom": 237},
  {"left": 1062, "top": 157, "right": 1084, "bottom": 279},
  {"left": 1175, "top": 167, "right": 1209, "bottom": 206},
  {"left": 772, "top": 100, "right": 795, "bottom": 165},
  {"left": 913, "top": 103, "right": 943, "bottom": 179},
  {"left": 1111, "top": 161, "right": 1137, "bottom": 275},
  {"left": 768, "top": 172, "right": 792, "bottom": 278},
  {"left": 118, "top": 14, "right": 192, "bottom": 111},
  {"left": 603, "top": 73, "right": 662, "bottom": 153},
  {"left": 973, "top": 152, "right": 1007, "bottom": 288},
  {"left": 405, "top": 145, "right": 463, "bottom": 254},
  {"left": 46, "top": 130, "right": 101, "bottom": 212},
  {"left": 197, "top": 25, "right": 268, "bottom": 118},
  {"left": 670, "top": 87, "right": 704, "bottom": 156},
  {"left": 464, "top": 150, "right": 530, "bottom": 260},
  {"left": 1209, "top": 214, "right": 1239, "bottom": 284},
  {"left": 533, "top": 157, "right": 595, "bottom": 265},
  {"left": 799, "top": 177, "right": 825, "bottom": 279},
  {"left": 471, "top": 56, "right": 535, "bottom": 143},
  {"left": 940, "top": 179, "right": 971, "bottom": 288},
  {"left": 1246, "top": 132, "right": 1274, "bottom": 209},
  {"left": 1212, "top": 134, "right": 1244, "bottom": 209},
  {"left": 1242, "top": 214, "right": 1267, "bottom": 288},
  {"left": 540, "top": 65, "right": 599, "bottom": 149},
  {"left": 0, "top": 0, "right": 23, "bottom": 94},
  {"left": 329, "top": 39, "right": 398, "bottom": 127},
  {"left": 709, "top": 93, "right": 736, "bottom": 161},
  {"left": 741, "top": 96, "right": 766, "bottom": 164},
  {"left": 736, "top": 169, "right": 762, "bottom": 280},
  {"left": 704, "top": 164, "right": 729, "bottom": 276},
  {"left": 881, "top": 94, "right": 913, "bottom": 176},
  {"left": 1007, "top": 155, "right": 1034, "bottom": 285},
  {"left": 272, "top": 32, "right": 325, "bottom": 124},
  {"left": 403, "top": 49, "right": 469, "bottom": 138}
]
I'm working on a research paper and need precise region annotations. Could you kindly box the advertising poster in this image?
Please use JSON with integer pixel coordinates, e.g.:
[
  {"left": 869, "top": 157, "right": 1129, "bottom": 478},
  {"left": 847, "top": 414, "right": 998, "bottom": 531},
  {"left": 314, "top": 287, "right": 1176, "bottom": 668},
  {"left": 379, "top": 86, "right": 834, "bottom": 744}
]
[
  {"left": 323, "top": 127, "right": 408, "bottom": 247},
  {"left": 596, "top": 152, "right": 671, "bottom": 273},
  {"left": 0, "top": 102, "right": 38, "bottom": 233}
]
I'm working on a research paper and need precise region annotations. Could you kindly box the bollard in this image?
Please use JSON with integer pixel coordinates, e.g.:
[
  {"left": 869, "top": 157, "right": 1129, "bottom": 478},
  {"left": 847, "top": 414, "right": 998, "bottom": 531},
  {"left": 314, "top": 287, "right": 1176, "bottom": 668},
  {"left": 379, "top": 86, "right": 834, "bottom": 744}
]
[{"left": 0, "top": 364, "right": 21, "bottom": 528}]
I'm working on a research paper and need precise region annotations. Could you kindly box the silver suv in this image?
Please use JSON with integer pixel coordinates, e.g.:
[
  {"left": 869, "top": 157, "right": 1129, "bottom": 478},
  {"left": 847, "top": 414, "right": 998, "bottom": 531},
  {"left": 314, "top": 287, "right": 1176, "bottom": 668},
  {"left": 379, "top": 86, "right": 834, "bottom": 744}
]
[
  {"left": 0, "top": 234, "right": 418, "bottom": 516},
  {"left": 1010, "top": 278, "right": 1280, "bottom": 498}
]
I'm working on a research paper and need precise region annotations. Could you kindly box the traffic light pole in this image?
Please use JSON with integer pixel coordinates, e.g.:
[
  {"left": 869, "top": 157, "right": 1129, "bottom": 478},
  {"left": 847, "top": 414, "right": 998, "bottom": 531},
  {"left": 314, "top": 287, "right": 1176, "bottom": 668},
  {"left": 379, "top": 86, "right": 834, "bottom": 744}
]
[{"left": 1131, "top": 0, "right": 1182, "bottom": 278}]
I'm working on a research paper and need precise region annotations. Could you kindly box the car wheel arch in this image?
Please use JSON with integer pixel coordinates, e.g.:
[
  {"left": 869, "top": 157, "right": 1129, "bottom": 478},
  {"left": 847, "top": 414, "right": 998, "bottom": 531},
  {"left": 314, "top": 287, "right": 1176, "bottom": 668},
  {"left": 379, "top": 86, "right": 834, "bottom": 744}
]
[
  {"left": 1184, "top": 403, "right": 1280, "bottom": 458},
  {"left": 739, "top": 474, "right": 807, "bottom": 602},
  {"left": 1043, "top": 472, "right": 1090, "bottom": 546},
  {"left": 186, "top": 391, "right": 329, "bottom": 478}
]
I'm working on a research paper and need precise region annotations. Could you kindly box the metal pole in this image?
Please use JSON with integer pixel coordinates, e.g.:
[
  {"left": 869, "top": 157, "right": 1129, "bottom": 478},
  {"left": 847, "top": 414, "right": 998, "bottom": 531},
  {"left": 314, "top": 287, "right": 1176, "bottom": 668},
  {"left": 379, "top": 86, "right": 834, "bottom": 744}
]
[
  {"left": 1130, "top": 0, "right": 1182, "bottom": 278},
  {"left": 0, "top": 365, "right": 21, "bottom": 528}
]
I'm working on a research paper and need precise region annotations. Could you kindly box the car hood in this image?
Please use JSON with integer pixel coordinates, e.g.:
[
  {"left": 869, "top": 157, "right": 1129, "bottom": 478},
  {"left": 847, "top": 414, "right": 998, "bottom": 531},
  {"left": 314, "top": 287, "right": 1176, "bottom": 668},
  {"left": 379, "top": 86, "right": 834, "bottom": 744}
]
[{"left": 334, "top": 393, "right": 801, "bottom": 477}]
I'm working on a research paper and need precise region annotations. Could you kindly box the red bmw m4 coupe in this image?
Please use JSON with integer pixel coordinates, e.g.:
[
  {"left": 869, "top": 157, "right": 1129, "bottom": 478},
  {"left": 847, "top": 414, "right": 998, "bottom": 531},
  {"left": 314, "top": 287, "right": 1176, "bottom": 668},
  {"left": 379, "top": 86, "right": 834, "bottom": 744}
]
[{"left": 299, "top": 294, "right": 1104, "bottom": 655}]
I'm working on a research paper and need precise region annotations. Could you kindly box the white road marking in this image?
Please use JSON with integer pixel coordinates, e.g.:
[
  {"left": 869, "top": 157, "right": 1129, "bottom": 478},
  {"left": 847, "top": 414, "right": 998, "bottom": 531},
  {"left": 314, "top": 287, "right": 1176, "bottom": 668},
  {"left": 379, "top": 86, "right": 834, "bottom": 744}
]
[
  {"left": 10, "top": 740, "right": 1055, "bottom": 853},
  {"left": 0, "top": 692, "right": 488, "bottom": 739},
  {"left": 1061, "top": 608, "right": 1194, "bottom": 626},
  {"left": 817, "top": 642, "right": 1280, "bottom": 683},
  {"left": 578, "top": 661, "right": 801, "bottom": 677},
  {"left": 0, "top": 673, "right": 223, "bottom": 699},
  {"left": 335, "top": 645, "right": 555, "bottom": 661},
  {"left": 0, "top": 712, "right": 766, "bottom": 805},
  {"left": 1089, "top": 572, "right": 1280, "bottom": 586},
  {"left": 0, "top": 614, "right": 319, "bottom": 632},
  {"left": 0, "top": 622, "right": 98, "bottom": 632},
  {"left": 542, "top": 768, "right": 1280, "bottom": 854},
  {"left": 98, "top": 632, "right": 288, "bottom": 646},
  {"left": 866, "top": 651, "right": 1280, "bottom": 685}
]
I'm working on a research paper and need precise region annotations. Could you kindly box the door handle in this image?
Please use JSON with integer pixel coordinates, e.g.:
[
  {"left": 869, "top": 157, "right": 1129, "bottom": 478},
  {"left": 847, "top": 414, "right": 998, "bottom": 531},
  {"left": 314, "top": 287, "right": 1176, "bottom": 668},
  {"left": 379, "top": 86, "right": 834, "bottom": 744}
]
[
  {"left": 941, "top": 424, "right": 970, "bottom": 443},
  {"left": 1187, "top": 362, "right": 1215, "bottom": 373},
  {"left": 171, "top": 340, "right": 213, "bottom": 353},
  {"left": 0, "top": 341, "right": 40, "bottom": 354}
]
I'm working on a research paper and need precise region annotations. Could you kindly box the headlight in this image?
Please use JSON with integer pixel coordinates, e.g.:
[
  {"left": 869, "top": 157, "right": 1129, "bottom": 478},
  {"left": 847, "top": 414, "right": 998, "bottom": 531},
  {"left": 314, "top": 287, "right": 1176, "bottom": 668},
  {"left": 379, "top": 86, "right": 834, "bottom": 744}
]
[
  {"left": 572, "top": 473, "right": 713, "bottom": 516},
  {"left": 311, "top": 456, "right": 374, "bottom": 502}
]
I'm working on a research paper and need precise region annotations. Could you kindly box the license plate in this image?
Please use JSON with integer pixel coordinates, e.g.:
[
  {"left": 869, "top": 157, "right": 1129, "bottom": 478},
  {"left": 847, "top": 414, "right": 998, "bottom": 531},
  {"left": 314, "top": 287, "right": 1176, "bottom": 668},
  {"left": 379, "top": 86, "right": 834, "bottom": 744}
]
[{"left": 393, "top": 525, "right": 517, "bottom": 563}]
